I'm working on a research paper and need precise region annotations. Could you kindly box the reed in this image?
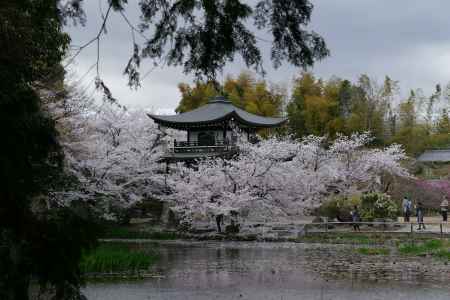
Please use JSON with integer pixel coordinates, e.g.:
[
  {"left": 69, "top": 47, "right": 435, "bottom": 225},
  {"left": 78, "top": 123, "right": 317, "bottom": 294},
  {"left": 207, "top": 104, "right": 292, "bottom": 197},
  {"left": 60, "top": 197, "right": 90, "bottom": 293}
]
[{"left": 80, "top": 243, "right": 158, "bottom": 274}]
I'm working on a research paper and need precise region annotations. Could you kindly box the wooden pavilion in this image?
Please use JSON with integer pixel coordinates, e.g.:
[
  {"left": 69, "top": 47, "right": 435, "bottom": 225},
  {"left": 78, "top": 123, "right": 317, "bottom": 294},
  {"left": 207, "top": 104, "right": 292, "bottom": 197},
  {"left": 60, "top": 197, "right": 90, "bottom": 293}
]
[{"left": 148, "top": 96, "right": 287, "bottom": 161}]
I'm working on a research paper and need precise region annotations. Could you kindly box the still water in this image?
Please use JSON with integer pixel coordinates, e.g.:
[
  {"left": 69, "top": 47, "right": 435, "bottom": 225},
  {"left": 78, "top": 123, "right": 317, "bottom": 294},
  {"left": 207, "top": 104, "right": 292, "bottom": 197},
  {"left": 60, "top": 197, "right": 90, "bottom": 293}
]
[{"left": 84, "top": 241, "right": 450, "bottom": 300}]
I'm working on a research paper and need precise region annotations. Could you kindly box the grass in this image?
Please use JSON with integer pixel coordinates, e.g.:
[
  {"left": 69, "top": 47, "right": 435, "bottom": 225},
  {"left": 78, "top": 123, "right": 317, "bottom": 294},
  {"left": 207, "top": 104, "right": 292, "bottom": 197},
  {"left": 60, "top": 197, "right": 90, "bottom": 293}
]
[
  {"left": 296, "top": 232, "right": 448, "bottom": 245},
  {"left": 297, "top": 232, "right": 398, "bottom": 245},
  {"left": 397, "top": 239, "right": 450, "bottom": 260},
  {"left": 101, "top": 224, "right": 178, "bottom": 240},
  {"left": 296, "top": 233, "right": 450, "bottom": 261},
  {"left": 435, "top": 249, "right": 450, "bottom": 260},
  {"left": 80, "top": 243, "right": 158, "bottom": 274},
  {"left": 357, "top": 247, "right": 390, "bottom": 255}
]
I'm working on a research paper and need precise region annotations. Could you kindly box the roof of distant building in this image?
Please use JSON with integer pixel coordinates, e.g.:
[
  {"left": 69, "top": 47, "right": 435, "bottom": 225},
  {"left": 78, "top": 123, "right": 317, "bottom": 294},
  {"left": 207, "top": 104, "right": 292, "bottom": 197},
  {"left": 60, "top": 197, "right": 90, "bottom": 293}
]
[
  {"left": 417, "top": 149, "right": 450, "bottom": 162},
  {"left": 148, "top": 96, "right": 287, "bottom": 129}
]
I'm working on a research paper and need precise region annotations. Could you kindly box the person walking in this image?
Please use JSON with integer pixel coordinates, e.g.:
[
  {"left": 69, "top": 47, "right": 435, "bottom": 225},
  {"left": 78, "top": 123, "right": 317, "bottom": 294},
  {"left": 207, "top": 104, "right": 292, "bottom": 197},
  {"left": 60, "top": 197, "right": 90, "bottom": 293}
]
[
  {"left": 440, "top": 196, "right": 448, "bottom": 222},
  {"left": 406, "top": 197, "right": 412, "bottom": 222},
  {"left": 402, "top": 196, "right": 412, "bottom": 222},
  {"left": 351, "top": 206, "right": 361, "bottom": 231},
  {"left": 215, "top": 214, "right": 224, "bottom": 233},
  {"left": 416, "top": 202, "right": 426, "bottom": 230}
]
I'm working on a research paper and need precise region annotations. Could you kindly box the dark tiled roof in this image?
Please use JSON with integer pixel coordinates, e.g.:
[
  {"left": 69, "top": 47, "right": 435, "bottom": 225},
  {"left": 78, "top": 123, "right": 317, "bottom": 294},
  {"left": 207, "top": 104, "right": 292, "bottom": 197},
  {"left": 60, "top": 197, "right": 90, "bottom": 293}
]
[
  {"left": 148, "top": 96, "right": 287, "bottom": 129},
  {"left": 417, "top": 149, "right": 450, "bottom": 162}
]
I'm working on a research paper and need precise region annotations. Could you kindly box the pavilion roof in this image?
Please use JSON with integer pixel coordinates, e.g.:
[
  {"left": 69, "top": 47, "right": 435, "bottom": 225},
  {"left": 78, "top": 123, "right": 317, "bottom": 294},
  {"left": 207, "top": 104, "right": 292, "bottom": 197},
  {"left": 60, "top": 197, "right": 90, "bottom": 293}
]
[{"left": 148, "top": 96, "right": 287, "bottom": 129}]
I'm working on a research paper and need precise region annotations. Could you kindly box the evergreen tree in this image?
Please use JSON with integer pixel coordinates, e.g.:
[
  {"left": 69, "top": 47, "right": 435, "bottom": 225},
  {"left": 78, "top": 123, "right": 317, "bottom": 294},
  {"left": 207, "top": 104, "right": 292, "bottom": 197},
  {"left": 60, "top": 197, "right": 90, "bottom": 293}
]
[{"left": 338, "top": 80, "right": 352, "bottom": 118}]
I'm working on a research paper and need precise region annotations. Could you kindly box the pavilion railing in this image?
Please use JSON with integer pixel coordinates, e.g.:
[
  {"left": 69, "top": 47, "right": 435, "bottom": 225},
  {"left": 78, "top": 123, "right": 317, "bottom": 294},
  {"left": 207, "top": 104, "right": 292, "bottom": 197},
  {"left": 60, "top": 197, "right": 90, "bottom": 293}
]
[{"left": 170, "top": 140, "right": 238, "bottom": 154}]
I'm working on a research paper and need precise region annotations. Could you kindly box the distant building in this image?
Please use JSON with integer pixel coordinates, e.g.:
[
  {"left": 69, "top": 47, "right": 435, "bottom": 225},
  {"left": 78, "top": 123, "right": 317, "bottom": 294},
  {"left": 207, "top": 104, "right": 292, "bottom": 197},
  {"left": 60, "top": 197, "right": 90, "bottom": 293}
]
[
  {"left": 417, "top": 149, "right": 450, "bottom": 179},
  {"left": 148, "top": 96, "right": 287, "bottom": 161}
]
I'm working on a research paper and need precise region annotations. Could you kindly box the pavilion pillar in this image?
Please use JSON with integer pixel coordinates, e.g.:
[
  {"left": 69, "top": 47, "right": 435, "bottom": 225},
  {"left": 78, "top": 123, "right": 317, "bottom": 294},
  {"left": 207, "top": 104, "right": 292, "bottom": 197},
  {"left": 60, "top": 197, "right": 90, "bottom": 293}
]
[{"left": 223, "top": 124, "right": 226, "bottom": 142}]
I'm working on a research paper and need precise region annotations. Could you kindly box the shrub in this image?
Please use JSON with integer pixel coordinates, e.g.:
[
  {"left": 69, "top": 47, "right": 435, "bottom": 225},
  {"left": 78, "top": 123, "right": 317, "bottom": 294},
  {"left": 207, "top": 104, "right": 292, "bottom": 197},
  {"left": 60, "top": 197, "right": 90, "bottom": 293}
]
[
  {"left": 319, "top": 194, "right": 361, "bottom": 221},
  {"left": 360, "top": 192, "right": 398, "bottom": 221}
]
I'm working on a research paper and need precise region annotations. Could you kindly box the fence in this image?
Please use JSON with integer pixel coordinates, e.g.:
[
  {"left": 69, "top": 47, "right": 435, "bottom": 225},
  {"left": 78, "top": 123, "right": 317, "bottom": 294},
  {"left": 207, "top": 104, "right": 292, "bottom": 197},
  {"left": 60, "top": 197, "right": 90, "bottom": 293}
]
[
  {"left": 243, "top": 221, "right": 450, "bottom": 240},
  {"left": 303, "top": 221, "right": 450, "bottom": 237}
]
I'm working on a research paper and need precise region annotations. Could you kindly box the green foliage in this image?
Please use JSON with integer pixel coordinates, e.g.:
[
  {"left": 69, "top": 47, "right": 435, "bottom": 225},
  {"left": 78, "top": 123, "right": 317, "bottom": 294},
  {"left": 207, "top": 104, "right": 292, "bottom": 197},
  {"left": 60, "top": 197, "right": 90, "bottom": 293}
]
[
  {"left": 102, "top": 225, "right": 178, "bottom": 240},
  {"left": 398, "top": 240, "right": 450, "bottom": 260},
  {"left": 80, "top": 243, "right": 158, "bottom": 274},
  {"left": 139, "top": 0, "right": 328, "bottom": 79},
  {"left": 0, "top": 1, "right": 93, "bottom": 299},
  {"left": 390, "top": 124, "right": 429, "bottom": 156},
  {"left": 286, "top": 73, "right": 390, "bottom": 141},
  {"left": 284, "top": 72, "right": 450, "bottom": 156},
  {"left": 0, "top": 206, "right": 100, "bottom": 299},
  {"left": 287, "top": 73, "right": 336, "bottom": 138},
  {"left": 298, "top": 233, "right": 445, "bottom": 245},
  {"left": 176, "top": 82, "right": 218, "bottom": 113},
  {"left": 176, "top": 71, "right": 285, "bottom": 118},
  {"left": 435, "top": 249, "right": 450, "bottom": 260},
  {"left": 1, "top": 0, "right": 327, "bottom": 298},
  {"left": 319, "top": 195, "right": 361, "bottom": 220},
  {"left": 360, "top": 193, "right": 398, "bottom": 221}
]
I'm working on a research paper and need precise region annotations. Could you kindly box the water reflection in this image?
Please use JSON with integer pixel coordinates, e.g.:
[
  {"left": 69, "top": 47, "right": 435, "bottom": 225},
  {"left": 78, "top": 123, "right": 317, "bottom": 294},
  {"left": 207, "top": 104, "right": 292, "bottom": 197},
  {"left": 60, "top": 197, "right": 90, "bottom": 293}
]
[{"left": 84, "top": 241, "right": 450, "bottom": 300}]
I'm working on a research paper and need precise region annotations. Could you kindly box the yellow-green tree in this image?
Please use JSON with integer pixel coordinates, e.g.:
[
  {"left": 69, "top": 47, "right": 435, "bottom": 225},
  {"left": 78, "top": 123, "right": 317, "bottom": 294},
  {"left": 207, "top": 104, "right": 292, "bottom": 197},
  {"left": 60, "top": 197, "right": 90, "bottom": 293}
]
[
  {"left": 429, "top": 109, "right": 450, "bottom": 148},
  {"left": 287, "top": 74, "right": 405, "bottom": 146},
  {"left": 176, "top": 71, "right": 285, "bottom": 117},
  {"left": 175, "top": 82, "right": 217, "bottom": 113},
  {"left": 287, "top": 73, "right": 344, "bottom": 138},
  {"left": 390, "top": 92, "right": 428, "bottom": 155},
  {"left": 346, "top": 75, "right": 393, "bottom": 144}
]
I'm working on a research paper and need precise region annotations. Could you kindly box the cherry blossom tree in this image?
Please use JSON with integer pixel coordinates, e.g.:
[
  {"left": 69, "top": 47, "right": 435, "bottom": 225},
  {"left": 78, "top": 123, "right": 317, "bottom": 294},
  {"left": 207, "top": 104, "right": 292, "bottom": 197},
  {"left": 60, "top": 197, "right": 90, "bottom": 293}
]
[
  {"left": 329, "top": 133, "right": 410, "bottom": 193},
  {"left": 45, "top": 86, "right": 410, "bottom": 224},
  {"left": 46, "top": 88, "right": 183, "bottom": 218},
  {"left": 165, "top": 133, "right": 410, "bottom": 223}
]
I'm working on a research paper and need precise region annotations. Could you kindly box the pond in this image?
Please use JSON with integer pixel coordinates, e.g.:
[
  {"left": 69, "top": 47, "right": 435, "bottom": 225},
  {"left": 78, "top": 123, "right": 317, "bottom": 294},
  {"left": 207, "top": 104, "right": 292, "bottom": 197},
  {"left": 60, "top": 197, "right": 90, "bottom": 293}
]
[{"left": 84, "top": 241, "right": 450, "bottom": 300}]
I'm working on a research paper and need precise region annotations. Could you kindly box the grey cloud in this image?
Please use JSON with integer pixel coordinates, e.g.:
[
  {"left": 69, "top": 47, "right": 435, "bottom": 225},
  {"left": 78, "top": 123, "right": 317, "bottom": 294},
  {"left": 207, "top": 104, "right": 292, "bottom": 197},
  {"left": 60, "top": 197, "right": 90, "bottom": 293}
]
[{"left": 66, "top": 0, "right": 450, "bottom": 109}]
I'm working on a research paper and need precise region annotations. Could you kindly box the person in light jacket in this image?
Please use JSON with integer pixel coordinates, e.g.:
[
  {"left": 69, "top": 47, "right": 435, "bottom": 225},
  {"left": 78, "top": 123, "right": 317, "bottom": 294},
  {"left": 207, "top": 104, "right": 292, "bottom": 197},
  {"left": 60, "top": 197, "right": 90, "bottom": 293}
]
[
  {"left": 440, "top": 196, "right": 448, "bottom": 222},
  {"left": 402, "top": 196, "right": 412, "bottom": 222}
]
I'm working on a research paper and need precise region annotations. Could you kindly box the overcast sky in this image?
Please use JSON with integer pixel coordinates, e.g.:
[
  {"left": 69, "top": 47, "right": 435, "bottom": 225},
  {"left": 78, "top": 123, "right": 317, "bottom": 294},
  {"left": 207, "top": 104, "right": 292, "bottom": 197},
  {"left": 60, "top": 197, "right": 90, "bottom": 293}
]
[{"left": 66, "top": 1, "right": 450, "bottom": 112}]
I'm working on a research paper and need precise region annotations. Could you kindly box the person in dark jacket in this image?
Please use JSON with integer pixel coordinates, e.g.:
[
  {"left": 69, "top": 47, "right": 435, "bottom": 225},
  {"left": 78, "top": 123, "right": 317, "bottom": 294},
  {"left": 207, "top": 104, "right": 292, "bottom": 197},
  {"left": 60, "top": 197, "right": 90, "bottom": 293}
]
[
  {"left": 416, "top": 202, "right": 426, "bottom": 230},
  {"left": 215, "top": 214, "right": 224, "bottom": 233},
  {"left": 351, "top": 206, "right": 361, "bottom": 231}
]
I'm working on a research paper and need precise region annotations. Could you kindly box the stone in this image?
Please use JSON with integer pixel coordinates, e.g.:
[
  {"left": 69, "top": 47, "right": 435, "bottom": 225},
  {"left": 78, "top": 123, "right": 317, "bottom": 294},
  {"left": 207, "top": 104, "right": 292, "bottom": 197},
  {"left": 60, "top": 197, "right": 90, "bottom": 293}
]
[
  {"left": 189, "top": 227, "right": 216, "bottom": 234},
  {"left": 312, "top": 216, "right": 324, "bottom": 223},
  {"left": 225, "top": 223, "right": 240, "bottom": 234}
]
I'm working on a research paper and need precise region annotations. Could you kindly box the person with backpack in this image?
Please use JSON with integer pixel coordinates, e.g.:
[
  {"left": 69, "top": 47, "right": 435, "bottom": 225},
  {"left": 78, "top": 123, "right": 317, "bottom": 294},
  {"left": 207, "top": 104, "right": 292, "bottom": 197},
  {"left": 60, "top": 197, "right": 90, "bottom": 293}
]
[{"left": 402, "top": 196, "right": 412, "bottom": 222}]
